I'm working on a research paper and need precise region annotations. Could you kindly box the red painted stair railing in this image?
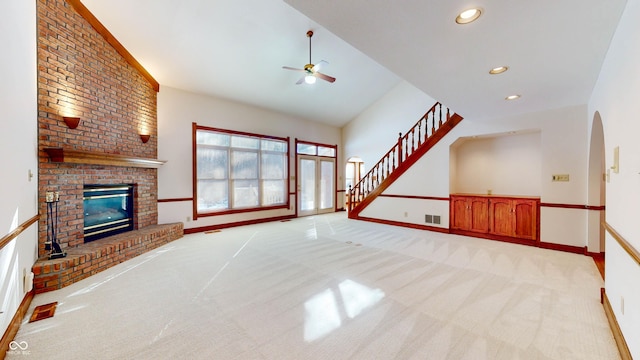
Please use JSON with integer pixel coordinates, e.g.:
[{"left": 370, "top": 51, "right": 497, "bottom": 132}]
[{"left": 347, "top": 102, "right": 463, "bottom": 218}]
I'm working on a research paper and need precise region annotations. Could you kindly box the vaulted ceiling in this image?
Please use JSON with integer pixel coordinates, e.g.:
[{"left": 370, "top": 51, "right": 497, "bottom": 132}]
[{"left": 82, "top": 0, "right": 627, "bottom": 127}]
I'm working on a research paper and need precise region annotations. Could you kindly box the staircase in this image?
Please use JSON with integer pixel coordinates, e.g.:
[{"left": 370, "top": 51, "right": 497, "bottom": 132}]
[{"left": 347, "top": 102, "right": 463, "bottom": 218}]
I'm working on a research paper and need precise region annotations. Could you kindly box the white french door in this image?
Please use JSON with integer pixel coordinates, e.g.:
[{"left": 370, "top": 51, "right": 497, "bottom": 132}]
[{"left": 298, "top": 155, "right": 335, "bottom": 216}]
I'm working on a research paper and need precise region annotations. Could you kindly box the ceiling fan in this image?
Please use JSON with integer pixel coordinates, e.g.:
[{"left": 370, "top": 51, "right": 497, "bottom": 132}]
[{"left": 282, "top": 30, "right": 336, "bottom": 85}]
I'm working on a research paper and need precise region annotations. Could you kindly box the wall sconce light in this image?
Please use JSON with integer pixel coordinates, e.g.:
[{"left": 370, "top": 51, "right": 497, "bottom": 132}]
[
  {"left": 63, "top": 116, "right": 81, "bottom": 129},
  {"left": 140, "top": 134, "right": 151, "bottom": 143}
]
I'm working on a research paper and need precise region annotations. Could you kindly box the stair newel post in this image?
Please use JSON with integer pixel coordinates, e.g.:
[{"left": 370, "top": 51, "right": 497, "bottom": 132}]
[
  {"left": 446, "top": 108, "right": 451, "bottom": 123},
  {"left": 397, "top": 132, "right": 403, "bottom": 165},
  {"left": 348, "top": 185, "right": 352, "bottom": 212},
  {"left": 438, "top": 103, "right": 443, "bottom": 127}
]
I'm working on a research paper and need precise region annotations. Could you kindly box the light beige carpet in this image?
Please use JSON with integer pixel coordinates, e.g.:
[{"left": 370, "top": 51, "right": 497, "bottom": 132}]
[{"left": 7, "top": 213, "right": 619, "bottom": 359}]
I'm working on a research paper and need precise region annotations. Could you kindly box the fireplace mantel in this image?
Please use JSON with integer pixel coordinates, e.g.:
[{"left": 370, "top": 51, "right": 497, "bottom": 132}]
[{"left": 44, "top": 147, "right": 166, "bottom": 168}]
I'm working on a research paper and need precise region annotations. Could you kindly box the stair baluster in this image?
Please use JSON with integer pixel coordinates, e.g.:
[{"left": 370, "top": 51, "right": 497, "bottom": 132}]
[{"left": 348, "top": 102, "right": 462, "bottom": 215}]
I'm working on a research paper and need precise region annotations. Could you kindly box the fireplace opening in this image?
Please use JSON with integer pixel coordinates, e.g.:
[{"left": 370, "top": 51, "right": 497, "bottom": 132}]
[{"left": 83, "top": 184, "right": 134, "bottom": 242}]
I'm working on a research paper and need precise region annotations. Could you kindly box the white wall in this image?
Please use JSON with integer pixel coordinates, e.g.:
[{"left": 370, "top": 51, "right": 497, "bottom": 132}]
[
  {"left": 0, "top": 0, "right": 38, "bottom": 339},
  {"left": 157, "top": 86, "right": 342, "bottom": 229},
  {"left": 453, "top": 132, "right": 542, "bottom": 196},
  {"left": 588, "top": 0, "right": 640, "bottom": 356},
  {"left": 342, "top": 81, "right": 437, "bottom": 167},
  {"left": 346, "top": 80, "right": 593, "bottom": 249}
]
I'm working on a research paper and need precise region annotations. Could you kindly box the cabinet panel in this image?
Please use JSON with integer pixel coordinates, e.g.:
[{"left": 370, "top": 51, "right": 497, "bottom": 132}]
[
  {"left": 489, "top": 198, "right": 513, "bottom": 237},
  {"left": 451, "top": 197, "right": 470, "bottom": 230},
  {"left": 514, "top": 199, "right": 537, "bottom": 240},
  {"left": 469, "top": 198, "right": 489, "bottom": 232}
]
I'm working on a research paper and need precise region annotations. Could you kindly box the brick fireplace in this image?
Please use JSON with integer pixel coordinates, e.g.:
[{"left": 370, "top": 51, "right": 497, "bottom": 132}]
[
  {"left": 37, "top": 0, "right": 161, "bottom": 258},
  {"left": 33, "top": 0, "right": 182, "bottom": 293},
  {"left": 33, "top": 0, "right": 183, "bottom": 293}
]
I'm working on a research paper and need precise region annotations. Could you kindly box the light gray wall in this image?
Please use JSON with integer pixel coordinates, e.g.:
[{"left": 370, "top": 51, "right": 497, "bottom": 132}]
[
  {"left": 589, "top": 0, "right": 640, "bottom": 357},
  {"left": 157, "top": 86, "right": 343, "bottom": 229},
  {"left": 347, "top": 81, "right": 591, "bottom": 250},
  {"left": 0, "top": 0, "right": 38, "bottom": 338}
]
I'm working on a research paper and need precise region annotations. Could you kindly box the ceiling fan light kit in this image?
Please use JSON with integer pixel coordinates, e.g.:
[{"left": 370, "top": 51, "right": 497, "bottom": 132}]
[{"left": 282, "top": 30, "right": 336, "bottom": 85}]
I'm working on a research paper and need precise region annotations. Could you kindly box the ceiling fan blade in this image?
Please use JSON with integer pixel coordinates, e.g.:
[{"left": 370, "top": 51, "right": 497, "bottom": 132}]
[
  {"left": 315, "top": 71, "right": 336, "bottom": 83},
  {"left": 312, "top": 60, "right": 329, "bottom": 72},
  {"left": 282, "top": 66, "right": 306, "bottom": 72},
  {"left": 296, "top": 76, "right": 306, "bottom": 85}
]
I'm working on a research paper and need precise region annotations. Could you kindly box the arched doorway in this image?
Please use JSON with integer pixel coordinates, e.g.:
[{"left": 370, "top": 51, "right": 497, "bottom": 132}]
[
  {"left": 345, "top": 157, "right": 365, "bottom": 207},
  {"left": 587, "top": 111, "right": 606, "bottom": 253}
]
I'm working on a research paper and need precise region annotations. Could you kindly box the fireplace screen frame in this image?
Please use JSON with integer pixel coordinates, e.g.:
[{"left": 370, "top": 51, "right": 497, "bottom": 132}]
[{"left": 83, "top": 184, "right": 135, "bottom": 242}]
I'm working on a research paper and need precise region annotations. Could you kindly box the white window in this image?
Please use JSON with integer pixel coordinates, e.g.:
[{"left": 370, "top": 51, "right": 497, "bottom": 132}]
[{"left": 194, "top": 125, "right": 289, "bottom": 216}]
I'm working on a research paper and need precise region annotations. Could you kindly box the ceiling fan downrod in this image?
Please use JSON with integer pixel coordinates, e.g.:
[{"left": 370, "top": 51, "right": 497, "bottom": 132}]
[{"left": 307, "top": 30, "right": 313, "bottom": 66}]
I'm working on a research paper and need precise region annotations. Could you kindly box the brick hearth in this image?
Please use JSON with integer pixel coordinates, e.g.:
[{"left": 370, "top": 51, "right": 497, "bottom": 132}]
[{"left": 33, "top": 223, "right": 183, "bottom": 294}]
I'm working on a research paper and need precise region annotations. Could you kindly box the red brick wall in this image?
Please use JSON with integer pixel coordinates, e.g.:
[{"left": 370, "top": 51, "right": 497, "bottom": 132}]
[{"left": 37, "top": 0, "right": 158, "bottom": 257}]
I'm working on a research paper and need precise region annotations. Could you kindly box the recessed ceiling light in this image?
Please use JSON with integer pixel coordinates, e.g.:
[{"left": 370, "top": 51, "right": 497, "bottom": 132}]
[
  {"left": 456, "top": 8, "right": 482, "bottom": 24},
  {"left": 489, "top": 66, "right": 509, "bottom": 75},
  {"left": 505, "top": 94, "right": 521, "bottom": 100}
]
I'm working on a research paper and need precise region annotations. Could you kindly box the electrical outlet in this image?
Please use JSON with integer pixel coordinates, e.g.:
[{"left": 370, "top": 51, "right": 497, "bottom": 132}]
[
  {"left": 403, "top": 211, "right": 408, "bottom": 218},
  {"left": 186, "top": 216, "right": 191, "bottom": 222},
  {"left": 552, "top": 174, "right": 570, "bottom": 182}
]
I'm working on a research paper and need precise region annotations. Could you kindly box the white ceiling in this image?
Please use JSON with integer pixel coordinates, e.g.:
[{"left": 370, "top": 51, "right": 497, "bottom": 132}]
[{"left": 82, "top": 0, "right": 627, "bottom": 127}]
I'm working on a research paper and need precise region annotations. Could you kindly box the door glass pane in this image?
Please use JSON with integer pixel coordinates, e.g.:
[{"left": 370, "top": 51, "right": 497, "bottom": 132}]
[
  {"left": 197, "top": 179, "right": 228, "bottom": 211},
  {"left": 318, "top": 146, "right": 336, "bottom": 157},
  {"left": 320, "top": 160, "right": 334, "bottom": 210},
  {"left": 300, "top": 159, "right": 316, "bottom": 211},
  {"left": 232, "top": 180, "right": 259, "bottom": 208},
  {"left": 297, "top": 143, "right": 316, "bottom": 155}
]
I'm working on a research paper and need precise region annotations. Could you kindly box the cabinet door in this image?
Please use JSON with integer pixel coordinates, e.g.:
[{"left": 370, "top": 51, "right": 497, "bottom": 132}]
[
  {"left": 514, "top": 199, "right": 537, "bottom": 240},
  {"left": 451, "top": 197, "right": 470, "bottom": 230},
  {"left": 469, "top": 197, "right": 489, "bottom": 232},
  {"left": 489, "top": 198, "right": 514, "bottom": 236}
]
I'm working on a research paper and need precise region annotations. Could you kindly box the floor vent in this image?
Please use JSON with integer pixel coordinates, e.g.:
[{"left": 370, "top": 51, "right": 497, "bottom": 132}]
[{"left": 29, "top": 302, "right": 58, "bottom": 323}]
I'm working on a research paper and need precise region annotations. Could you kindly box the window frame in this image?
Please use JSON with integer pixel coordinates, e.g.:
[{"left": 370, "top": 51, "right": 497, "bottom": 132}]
[{"left": 193, "top": 123, "right": 290, "bottom": 219}]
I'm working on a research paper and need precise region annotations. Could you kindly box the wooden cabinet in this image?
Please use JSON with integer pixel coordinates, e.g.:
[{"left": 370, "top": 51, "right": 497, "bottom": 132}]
[
  {"left": 450, "top": 194, "right": 539, "bottom": 242},
  {"left": 451, "top": 196, "right": 488, "bottom": 233}
]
